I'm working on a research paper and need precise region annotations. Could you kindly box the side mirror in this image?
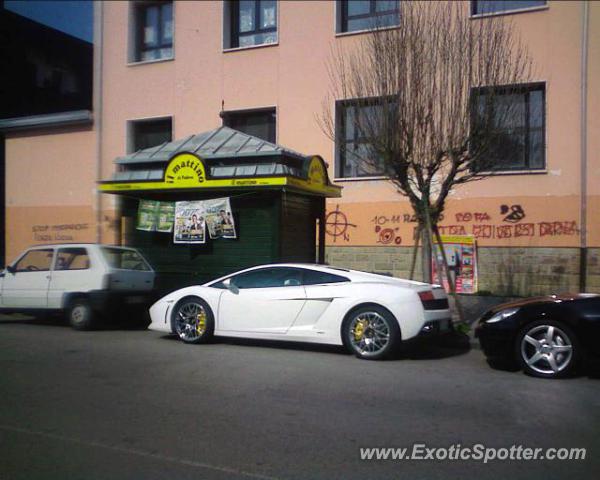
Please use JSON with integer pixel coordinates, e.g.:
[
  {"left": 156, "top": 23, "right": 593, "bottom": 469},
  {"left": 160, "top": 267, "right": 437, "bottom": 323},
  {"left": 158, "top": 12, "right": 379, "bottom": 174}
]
[
  {"left": 223, "top": 278, "right": 239, "bottom": 295},
  {"left": 5, "top": 265, "right": 15, "bottom": 274}
]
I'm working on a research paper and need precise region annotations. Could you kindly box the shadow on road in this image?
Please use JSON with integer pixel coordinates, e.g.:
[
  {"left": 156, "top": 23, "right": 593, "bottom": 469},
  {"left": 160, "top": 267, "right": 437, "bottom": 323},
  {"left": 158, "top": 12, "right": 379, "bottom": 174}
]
[
  {"left": 161, "top": 333, "right": 349, "bottom": 356},
  {"left": 0, "top": 314, "right": 66, "bottom": 326},
  {"left": 397, "top": 332, "right": 472, "bottom": 360},
  {"left": 0, "top": 314, "right": 150, "bottom": 331},
  {"left": 160, "top": 331, "right": 472, "bottom": 361}
]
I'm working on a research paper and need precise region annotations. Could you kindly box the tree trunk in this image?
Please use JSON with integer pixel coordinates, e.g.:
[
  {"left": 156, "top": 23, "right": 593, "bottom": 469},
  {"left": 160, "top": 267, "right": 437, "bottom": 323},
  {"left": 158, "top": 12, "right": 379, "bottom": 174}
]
[
  {"left": 409, "top": 226, "right": 421, "bottom": 280},
  {"left": 423, "top": 209, "right": 445, "bottom": 288},
  {"left": 420, "top": 226, "right": 432, "bottom": 283}
]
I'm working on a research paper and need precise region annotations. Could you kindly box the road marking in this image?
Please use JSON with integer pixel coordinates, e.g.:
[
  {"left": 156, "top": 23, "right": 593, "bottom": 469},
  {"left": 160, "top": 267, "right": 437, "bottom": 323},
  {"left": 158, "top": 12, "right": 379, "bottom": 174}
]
[{"left": 0, "top": 424, "right": 280, "bottom": 480}]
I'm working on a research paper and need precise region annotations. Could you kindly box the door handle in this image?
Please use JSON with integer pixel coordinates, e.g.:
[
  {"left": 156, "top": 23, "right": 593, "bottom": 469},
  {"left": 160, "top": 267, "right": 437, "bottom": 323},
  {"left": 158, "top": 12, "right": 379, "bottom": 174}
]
[{"left": 46, "top": 275, "right": 51, "bottom": 280}]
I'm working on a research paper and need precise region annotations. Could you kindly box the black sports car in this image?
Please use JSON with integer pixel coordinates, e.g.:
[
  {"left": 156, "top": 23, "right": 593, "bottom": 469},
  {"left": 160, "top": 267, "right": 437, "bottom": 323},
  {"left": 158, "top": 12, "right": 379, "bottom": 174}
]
[{"left": 475, "top": 293, "right": 600, "bottom": 378}]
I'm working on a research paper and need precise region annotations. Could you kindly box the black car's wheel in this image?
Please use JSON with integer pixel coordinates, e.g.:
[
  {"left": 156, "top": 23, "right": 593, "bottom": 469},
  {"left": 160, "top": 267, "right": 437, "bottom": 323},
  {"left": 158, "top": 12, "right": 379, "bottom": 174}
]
[
  {"left": 342, "top": 305, "right": 400, "bottom": 360},
  {"left": 516, "top": 320, "right": 579, "bottom": 378},
  {"left": 171, "top": 296, "right": 214, "bottom": 344},
  {"left": 68, "top": 297, "right": 95, "bottom": 331}
]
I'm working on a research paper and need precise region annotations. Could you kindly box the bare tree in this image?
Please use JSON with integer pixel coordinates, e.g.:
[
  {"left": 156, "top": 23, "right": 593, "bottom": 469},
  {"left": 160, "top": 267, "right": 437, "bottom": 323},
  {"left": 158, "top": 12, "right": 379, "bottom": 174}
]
[{"left": 320, "top": 1, "right": 533, "bottom": 320}]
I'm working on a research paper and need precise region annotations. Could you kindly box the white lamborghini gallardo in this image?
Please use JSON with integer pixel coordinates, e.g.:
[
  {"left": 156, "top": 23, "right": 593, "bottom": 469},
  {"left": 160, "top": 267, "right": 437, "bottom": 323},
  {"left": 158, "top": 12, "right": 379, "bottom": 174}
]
[{"left": 148, "top": 264, "right": 451, "bottom": 359}]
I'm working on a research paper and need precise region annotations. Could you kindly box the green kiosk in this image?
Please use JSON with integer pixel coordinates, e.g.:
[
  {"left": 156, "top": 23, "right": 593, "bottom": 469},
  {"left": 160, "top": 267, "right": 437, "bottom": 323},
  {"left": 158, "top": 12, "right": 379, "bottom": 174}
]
[{"left": 99, "top": 126, "right": 342, "bottom": 291}]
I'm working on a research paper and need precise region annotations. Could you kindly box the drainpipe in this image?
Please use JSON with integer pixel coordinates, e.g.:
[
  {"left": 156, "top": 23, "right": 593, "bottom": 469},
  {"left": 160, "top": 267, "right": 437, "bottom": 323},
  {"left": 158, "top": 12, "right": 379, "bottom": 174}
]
[
  {"left": 579, "top": 1, "right": 589, "bottom": 292},
  {"left": 93, "top": 1, "right": 104, "bottom": 243}
]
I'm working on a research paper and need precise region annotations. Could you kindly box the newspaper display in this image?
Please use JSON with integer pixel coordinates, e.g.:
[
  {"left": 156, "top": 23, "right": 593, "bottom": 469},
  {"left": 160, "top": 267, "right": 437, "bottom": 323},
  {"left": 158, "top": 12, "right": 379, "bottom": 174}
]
[
  {"left": 203, "top": 197, "right": 237, "bottom": 239},
  {"left": 432, "top": 234, "right": 478, "bottom": 294},
  {"left": 173, "top": 201, "right": 206, "bottom": 244}
]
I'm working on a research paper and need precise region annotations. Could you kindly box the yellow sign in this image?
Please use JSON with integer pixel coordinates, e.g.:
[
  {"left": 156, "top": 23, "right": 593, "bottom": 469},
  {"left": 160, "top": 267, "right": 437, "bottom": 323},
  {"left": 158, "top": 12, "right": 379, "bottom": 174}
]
[
  {"left": 98, "top": 154, "right": 342, "bottom": 197},
  {"left": 100, "top": 177, "right": 341, "bottom": 197},
  {"left": 307, "top": 156, "right": 327, "bottom": 186},
  {"left": 164, "top": 153, "right": 206, "bottom": 186},
  {"left": 433, "top": 234, "right": 476, "bottom": 245}
]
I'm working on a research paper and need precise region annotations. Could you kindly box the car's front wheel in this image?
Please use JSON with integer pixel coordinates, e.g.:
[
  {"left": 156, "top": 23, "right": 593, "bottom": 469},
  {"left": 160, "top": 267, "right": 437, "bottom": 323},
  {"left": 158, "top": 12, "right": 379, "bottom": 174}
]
[
  {"left": 516, "top": 320, "right": 579, "bottom": 378},
  {"left": 343, "top": 305, "right": 400, "bottom": 360},
  {"left": 171, "top": 296, "right": 214, "bottom": 344}
]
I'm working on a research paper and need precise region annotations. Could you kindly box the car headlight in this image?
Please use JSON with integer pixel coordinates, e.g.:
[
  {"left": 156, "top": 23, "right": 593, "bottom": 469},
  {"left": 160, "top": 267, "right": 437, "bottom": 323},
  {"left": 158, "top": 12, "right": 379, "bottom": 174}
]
[{"left": 485, "top": 307, "right": 520, "bottom": 324}]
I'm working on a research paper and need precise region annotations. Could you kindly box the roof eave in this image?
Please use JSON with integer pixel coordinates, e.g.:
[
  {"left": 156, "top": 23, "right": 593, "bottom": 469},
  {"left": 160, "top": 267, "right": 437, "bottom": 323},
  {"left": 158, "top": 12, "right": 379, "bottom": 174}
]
[
  {"left": 0, "top": 110, "right": 93, "bottom": 133},
  {"left": 115, "top": 149, "right": 305, "bottom": 165}
]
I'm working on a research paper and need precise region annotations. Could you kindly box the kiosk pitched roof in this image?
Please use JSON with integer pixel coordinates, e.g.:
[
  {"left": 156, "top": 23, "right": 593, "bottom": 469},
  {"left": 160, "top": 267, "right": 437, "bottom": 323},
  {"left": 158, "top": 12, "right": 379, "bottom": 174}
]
[
  {"left": 116, "top": 126, "right": 307, "bottom": 165},
  {"left": 100, "top": 127, "right": 342, "bottom": 198}
]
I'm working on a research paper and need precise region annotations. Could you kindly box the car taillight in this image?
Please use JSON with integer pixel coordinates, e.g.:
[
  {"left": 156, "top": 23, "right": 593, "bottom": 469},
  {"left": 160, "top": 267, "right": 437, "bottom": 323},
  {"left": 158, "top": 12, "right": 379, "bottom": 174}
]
[{"left": 418, "top": 290, "right": 435, "bottom": 302}]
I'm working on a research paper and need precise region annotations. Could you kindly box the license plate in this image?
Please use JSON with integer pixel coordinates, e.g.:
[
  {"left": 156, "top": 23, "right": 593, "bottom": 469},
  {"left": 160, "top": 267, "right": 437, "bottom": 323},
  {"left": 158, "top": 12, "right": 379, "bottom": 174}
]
[{"left": 125, "top": 296, "right": 145, "bottom": 304}]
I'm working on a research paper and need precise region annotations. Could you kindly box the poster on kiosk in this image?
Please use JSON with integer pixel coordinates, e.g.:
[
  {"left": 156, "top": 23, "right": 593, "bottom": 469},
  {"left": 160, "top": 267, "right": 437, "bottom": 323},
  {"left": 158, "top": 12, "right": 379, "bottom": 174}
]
[
  {"left": 138, "top": 198, "right": 237, "bottom": 244},
  {"left": 203, "top": 197, "right": 237, "bottom": 240},
  {"left": 173, "top": 201, "right": 206, "bottom": 244}
]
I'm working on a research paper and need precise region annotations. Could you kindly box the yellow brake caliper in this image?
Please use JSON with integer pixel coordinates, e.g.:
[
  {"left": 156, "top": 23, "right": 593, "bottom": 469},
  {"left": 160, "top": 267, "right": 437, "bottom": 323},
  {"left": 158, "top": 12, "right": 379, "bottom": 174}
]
[
  {"left": 353, "top": 319, "right": 369, "bottom": 341},
  {"left": 196, "top": 309, "right": 207, "bottom": 335}
]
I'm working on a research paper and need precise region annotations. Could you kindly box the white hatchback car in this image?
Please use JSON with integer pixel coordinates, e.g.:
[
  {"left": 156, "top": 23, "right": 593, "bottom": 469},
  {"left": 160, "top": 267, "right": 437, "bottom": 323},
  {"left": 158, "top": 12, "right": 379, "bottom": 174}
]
[{"left": 0, "top": 244, "right": 155, "bottom": 330}]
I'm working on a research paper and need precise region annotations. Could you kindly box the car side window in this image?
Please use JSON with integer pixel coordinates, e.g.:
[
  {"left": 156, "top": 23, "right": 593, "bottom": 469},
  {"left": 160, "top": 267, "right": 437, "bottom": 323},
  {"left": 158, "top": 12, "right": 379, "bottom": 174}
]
[
  {"left": 100, "top": 247, "right": 151, "bottom": 271},
  {"left": 231, "top": 268, "right": 303, "bottom": 289},
  {"left": 302, "top": 269, "right": 350, "bottom": 285},
  {"left": 14, "top": 249, "right": 54, "bottom": 273},
  {"left": 55, "top": 248, "right": 90, "bottom": 271}
]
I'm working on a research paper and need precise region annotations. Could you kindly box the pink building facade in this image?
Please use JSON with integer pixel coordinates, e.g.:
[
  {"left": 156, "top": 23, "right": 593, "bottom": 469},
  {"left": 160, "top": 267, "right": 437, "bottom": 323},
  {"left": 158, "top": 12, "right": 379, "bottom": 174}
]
[{"left": 3, "top": 0, "right": 599, "bottom": 295}]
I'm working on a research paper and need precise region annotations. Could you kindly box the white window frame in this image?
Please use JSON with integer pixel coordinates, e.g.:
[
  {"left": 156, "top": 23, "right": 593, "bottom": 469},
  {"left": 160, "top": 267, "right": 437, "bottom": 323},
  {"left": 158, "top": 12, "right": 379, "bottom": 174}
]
[
  {"left": 127, "top": 1, "right": 176, "bottom": 66},
  {"left": 334, "top": 0, "right": 400, "bottom": 37},
  {"left": 222, "top": 0, "right": 280, "bottom": 52},
  {"left": 333, "top": 97, "right": 390, "bottom": 181},
  {"left": 470, "top": 0, "right": 548, "bottom": 19}
]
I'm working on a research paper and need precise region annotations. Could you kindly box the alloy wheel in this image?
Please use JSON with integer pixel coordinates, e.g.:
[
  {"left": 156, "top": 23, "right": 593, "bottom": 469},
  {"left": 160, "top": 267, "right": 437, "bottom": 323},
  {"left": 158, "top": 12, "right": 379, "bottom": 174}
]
[
  {"left": 520, "top": 324, "right": 573, "bottom": 375},
  {"left": 175, "top": 300, "right": 207, "bottom": 342},
  {"left": 348, "top": 311, "right": 391, "bottom": 358}
]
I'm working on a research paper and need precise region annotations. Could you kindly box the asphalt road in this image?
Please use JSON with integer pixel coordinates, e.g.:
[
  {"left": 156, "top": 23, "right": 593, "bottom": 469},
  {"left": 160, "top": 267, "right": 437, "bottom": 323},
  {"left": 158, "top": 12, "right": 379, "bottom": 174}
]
[{"left": 0, "top": 316, "right": 598, "bottom": 480}]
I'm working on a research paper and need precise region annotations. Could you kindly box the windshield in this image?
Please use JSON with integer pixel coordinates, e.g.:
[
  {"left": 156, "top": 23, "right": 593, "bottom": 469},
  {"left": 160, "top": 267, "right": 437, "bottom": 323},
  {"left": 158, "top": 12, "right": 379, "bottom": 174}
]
[{"left": 100, "top": 247, "right": 151, "bottom": 271}]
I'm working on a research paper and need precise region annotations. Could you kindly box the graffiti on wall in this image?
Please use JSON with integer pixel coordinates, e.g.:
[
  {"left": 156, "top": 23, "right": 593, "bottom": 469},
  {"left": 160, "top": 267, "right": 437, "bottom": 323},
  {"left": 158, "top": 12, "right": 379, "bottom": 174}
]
[
  {"left": 443, "top": 204, "right": 579, "bottom": 239},
  {"left": 442, "top": 221, "right": 579, "bottom": 239},
  {"left": 325, "top": 198, "right": 582, "bottom": 247},
  {"left": 371, "top": 215, "right": 407, "bottom": 245},
  {"left": 501, "top": 204, "right": 526, "bottom": 223},
  {"left": 32, "top": 223, "right": 90, "bottom": 242},
  {"left": 325, "top": 205, "right": 356, "bottom": 243}
]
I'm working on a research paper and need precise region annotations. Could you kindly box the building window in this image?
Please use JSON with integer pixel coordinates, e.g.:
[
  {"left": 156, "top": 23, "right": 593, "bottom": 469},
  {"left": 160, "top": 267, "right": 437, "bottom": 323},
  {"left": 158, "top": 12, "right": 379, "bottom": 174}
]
[
  {"left": 129, "top": 117, "right": 172, "bottom": 152},
  {"left": 133, "top": 1, "right": 173, "bottom": 62},
  {"left": 222, "top": 108, "right": 276, "bottom": 143},
  {"left": 336, "top": 99, "right": 386, "bottom": 178},
  {"left": 472, "top": 84, "right": 545, "bottom": 171},
  {"left": 471, "top": 1, "right": 546, "bottom": 16},
  {"left": 338, "top": 0, "right": 399, "bottom": 34},
  {"left": 228, "top": 0, "right": 277, "bottom": 49}
]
